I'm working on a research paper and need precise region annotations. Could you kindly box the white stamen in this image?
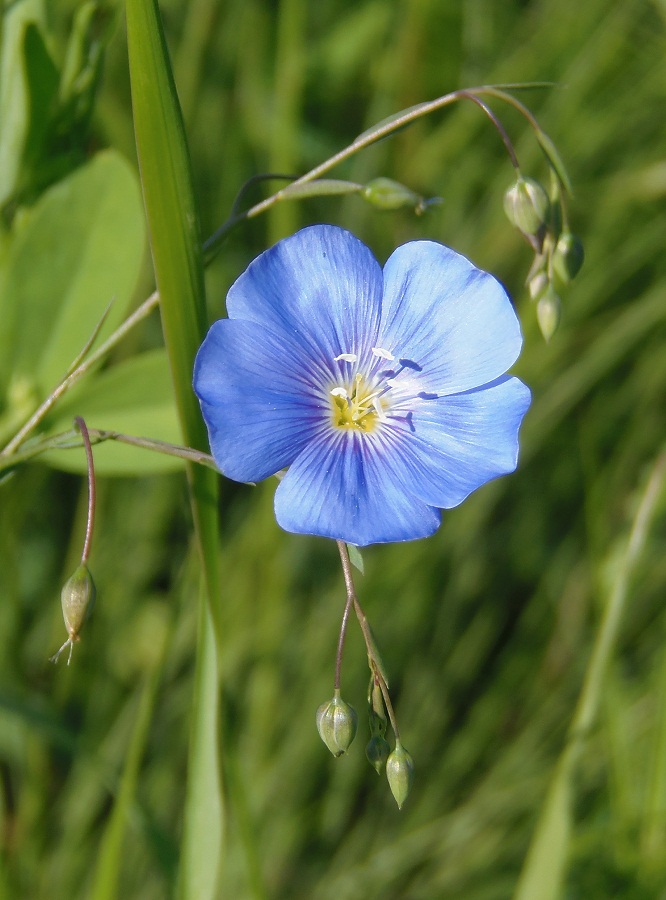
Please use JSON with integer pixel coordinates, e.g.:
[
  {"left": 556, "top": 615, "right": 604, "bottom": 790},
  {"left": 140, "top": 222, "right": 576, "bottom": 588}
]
[
  {"left": 372, "top": 397, "right": 387, "bottom": 420},
  {"left": 330, "top": 387, "right": 349, "bottom": 399},
  {"left": 371, "top": 347, "right": 395, "bottom": 360},
  {"left": 334, "top": 352, "right": 357, "bottom": 363}
]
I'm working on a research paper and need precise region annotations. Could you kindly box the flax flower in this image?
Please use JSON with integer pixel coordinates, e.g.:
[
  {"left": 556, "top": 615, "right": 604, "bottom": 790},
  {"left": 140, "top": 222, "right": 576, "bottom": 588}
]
[{"left": 194, "top": 225, "right": 530, "bottom": 546}]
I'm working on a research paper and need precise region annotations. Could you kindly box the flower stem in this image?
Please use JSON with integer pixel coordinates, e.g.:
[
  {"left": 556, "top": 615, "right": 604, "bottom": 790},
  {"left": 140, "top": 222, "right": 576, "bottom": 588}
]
[
  {"left": 0, "top": 426, "right": 218, "bottom": 476},
  {"left": 336, "top": 540, "right": 401, "bottom": 741},
  {"left": 334, "top": 584, "right": 354, "bottom": 693},
  {"left": 74, "top": 417, "right": 96, "bottom": 564}
]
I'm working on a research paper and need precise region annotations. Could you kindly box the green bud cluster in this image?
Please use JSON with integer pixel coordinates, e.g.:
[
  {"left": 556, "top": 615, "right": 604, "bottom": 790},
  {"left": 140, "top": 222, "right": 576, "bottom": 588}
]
[
  {"left": 316, "top": 691, "right": 358, "bottom": 757},
  {"left": 504, "top": 172, "right": 584, "bottom": 341}
]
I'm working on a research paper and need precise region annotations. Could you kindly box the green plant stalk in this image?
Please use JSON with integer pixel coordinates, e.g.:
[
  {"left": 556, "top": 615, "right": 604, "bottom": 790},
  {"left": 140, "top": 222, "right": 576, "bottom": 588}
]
[
  {"left": 0, "top": 426, "right": 218, "bottom": 475},
  {"left": 267, "top": 0, "right": 305, "bottom": 244},
  {"left": 126, "top": 1, "right": 223, "bottom": 897},
  {"left": 514, "top": 451, "right": 666, "bottom": 900}
]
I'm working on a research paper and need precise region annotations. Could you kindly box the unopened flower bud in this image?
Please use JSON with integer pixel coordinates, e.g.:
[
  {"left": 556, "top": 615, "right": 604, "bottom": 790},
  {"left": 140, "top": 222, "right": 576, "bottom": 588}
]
[
  {"left": 551, "top": 232, "right": 584, "bottom": 286},
  {"left": 368, "top": 705, "right": 387, "bottom": 738},
  {"left": 316, "top": 692, "right": 358, "bottom": 757},
  {"left": 536, "top": 286, "right": 561, "bottom": 342},
  {"left": 51, "top": 563, "right": 96, "bottom": 665},
  {"left": 366, "top": 735, "right": 390, "bottom": 774},
  {"left": 528, "top": 271, "right": 549, "bottom": 302},
  {"left": 362, "top": 177, "right": 423, "bottom": 212},
  {"left": 504, "top": 176, "right": 549, "bottom": 236},
  {"left": 386, "top": 741, "right": 414, "bottom": 809},
  {"left": 368, "top": 680, "right": 387, "bottom": 736}
]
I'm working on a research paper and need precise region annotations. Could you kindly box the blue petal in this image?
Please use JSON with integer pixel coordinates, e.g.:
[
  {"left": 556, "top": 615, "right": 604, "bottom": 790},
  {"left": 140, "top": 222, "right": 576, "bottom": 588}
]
[
  {"left": 379, "top": 242, "right": 523, "bottom": 394},
  {"left": 226, "top": 225, "right": 384, "bottom": 364},
  {"left": 383, "top": 376, "right": 531, "bottom": 509},
  {"left": 194, "top": 319, "right": 328, "bottom": 482},
  {"left": 274, "top": 430, "right": 441, "bottom": 546}
]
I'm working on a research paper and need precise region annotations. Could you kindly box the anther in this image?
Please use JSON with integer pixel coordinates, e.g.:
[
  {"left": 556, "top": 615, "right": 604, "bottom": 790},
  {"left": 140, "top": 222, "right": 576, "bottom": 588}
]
[{"left": 371, "top": 347, "right": 395, "bottom": 361}]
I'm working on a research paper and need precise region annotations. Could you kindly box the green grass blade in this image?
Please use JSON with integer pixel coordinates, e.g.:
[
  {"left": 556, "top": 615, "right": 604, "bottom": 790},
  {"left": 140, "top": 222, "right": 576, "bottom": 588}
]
[
  {"left": 514, "top": 452, "right": 666, "bottom": 899},
  {"left": 177, "top": 591, "right": 223, "bottom": 900},
  {"left": 125, "top": 1, "right": 224, "bottom": 897},
  {"left": 89, "top": 671, "right": 160, "bottom": 900}
]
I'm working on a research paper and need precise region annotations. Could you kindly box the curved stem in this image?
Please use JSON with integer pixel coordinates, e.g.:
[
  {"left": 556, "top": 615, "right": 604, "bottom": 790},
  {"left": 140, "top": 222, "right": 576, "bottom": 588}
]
[
  {"left": 334, "top": 586, "right": 354, "bottom": 692},
  {"left": 74, "top": 417, "right": 96, "bottom": 564},
  {"left": 204, "top": 83, "right": 546, "bottom": 261},
  {"left": 460, "top": 91, "right": 521, "bottom": 171}
]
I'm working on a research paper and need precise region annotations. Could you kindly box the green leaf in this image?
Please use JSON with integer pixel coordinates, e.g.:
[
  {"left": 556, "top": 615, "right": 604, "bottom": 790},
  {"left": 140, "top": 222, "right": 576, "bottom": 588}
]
[
  {"left": 0, "top": 151, "right": 145, "bottom": 399},
  {"left": 0, "top": 0, "right": 46, "bottom": 207},
  {"left": 278, "top": 178, "right": 363, "bottom": 200},
  {"left": 346, "top": 543, "right": 365, "bottom": 575},
  {"left": 42, "top": 350, "right": 182, "bottom": 476},
  {"left": 21, "top": 22, "right": 59, "bottom": 168}
]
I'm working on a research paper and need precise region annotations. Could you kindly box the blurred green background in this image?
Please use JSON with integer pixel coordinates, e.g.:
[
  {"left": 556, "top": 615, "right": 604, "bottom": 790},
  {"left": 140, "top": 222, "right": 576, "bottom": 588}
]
[{"left": 1, "top": 0, "right": 666, "bottom": 897}]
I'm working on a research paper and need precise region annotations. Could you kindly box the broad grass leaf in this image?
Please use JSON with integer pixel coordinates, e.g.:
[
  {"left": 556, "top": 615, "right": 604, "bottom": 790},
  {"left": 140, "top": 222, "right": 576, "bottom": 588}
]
[
  {"left": 0, "top": 150, "right": 144, "bottom": 399},
  {"left": 43, "top": 350, "right": 182, "bottom": 476}
]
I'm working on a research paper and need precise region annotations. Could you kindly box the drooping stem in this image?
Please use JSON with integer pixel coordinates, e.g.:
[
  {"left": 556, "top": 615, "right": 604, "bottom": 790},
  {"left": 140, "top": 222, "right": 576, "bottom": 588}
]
[
  {"left": 334, "top": 582, "right": 354, "bottom": 692},
  {"left": 204, "top": 83, "right": 551, "bottom": 261},
  {"left": 336, "top": 540, "right": 401, "bottom": 740},
  {"left": 74, "top": 417, "right": 96, "bottom": 564},
  {"left": 460, "top": 91, "right": 521, "bottom": 171}
]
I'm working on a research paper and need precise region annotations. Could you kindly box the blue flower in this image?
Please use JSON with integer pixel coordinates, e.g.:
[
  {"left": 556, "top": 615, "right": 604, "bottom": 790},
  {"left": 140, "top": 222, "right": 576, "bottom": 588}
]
[{"left": 194, "top": 225, "right": 530, "bottom": 546}]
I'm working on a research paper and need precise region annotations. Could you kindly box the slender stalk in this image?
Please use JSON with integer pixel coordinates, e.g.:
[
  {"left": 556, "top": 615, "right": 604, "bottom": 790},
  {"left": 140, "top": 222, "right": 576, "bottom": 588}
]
[
  {"left": 0, "top": 426, "right": 218, "bottom": 476},
  {"left": 336, "top": 540, "right": 401, "bottom": 739},
  {"left": 74, "top": 417, "right": 96, "bottom": 564},
  {"left": 334, "top": 575, "right": 354, "bottom": 692}
]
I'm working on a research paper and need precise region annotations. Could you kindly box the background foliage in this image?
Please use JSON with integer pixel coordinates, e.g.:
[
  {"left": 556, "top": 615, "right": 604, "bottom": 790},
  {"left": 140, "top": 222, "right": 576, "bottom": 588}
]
[{"left": 1, "top": 0, "right": 666, "bottom": 898}]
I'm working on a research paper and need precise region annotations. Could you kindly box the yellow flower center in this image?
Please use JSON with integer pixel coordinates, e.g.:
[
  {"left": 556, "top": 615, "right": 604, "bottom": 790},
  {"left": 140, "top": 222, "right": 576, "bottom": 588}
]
[{"left": 330, "top": 373, "right": 387, "bottom": 432}]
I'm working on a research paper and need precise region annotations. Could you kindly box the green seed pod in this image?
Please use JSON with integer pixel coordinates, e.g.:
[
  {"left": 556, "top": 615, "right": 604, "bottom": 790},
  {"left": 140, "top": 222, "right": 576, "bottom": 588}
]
[
  {"left": 316, "top": 691, "right": 358, "bottom": 757},
  {"left": 551, "top": 232, "right": 584, "bottom": 286},
  {"left": 51, "top": 563, "right": 96, "bottom": 665},
  {"left": 536, "top": 286, "right": 561, "bottom": 342},
  {"left": 386, "top": 741, "right": 415, "bottom": 809},
  {"left": 366, "top": 735, "right": 391, "bottom": 774},
  {"left": 503, "top": 176, "right": 550, "bottom": 236},
  {"left": 362, "top": 177, "right": 423, "bottom": 212}
]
